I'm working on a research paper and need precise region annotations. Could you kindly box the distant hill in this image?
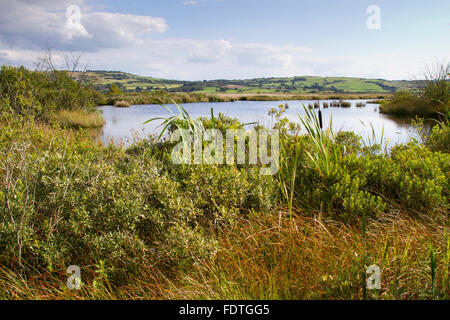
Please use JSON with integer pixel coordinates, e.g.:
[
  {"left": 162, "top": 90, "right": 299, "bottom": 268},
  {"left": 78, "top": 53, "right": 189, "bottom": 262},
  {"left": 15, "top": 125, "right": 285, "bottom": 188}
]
[{"left": 81, "top": 70, "right": 412, "bottom": 94}]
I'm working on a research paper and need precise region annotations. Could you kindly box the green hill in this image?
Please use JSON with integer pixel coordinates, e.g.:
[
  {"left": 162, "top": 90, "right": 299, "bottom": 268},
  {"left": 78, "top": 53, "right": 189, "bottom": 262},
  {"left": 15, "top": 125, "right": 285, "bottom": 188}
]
[{"left": 81, "top": 70, "right": 412, "bottom": 94}]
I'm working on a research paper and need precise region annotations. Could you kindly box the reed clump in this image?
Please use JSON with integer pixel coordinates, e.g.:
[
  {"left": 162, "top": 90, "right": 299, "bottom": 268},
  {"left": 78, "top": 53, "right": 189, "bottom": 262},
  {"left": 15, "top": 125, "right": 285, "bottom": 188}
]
[
  {"left": 114, "top": 100, "right": 131, "bottom": 108},
  {"left": 330, "top": 100, "right": 340, "bottom": 107},
  {"left": 51, "top": 110, "right": 105, "bottom": 128},
  {"left": 380, "top": 91, "right": 448, "bottom": 116}
]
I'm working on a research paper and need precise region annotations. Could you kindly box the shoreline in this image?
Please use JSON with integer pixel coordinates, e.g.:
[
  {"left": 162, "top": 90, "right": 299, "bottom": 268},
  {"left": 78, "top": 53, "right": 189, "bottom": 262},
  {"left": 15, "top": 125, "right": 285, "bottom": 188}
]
[{"left": 100, "top": 92, "right": 390, "bottom": 106}]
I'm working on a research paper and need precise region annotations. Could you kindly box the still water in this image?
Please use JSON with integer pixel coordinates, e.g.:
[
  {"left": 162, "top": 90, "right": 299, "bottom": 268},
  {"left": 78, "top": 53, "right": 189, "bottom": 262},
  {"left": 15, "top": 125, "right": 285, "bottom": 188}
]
[{"left": 97, "top": 100, "right": 425, "bottom": 147}]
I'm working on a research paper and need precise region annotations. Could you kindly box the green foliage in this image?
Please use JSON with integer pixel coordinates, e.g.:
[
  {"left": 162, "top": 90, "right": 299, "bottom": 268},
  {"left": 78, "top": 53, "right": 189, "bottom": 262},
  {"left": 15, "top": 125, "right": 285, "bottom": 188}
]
[
  {"left": 380, "top": 90, "right": 442, "bottom": 116},
  {"left": 381, "top": 63, "right": 450, "bottom": 117},
  {"left": 1, "top": 67, "right": 449, "bottom": 298},
  {"left": 84, "top": 70, "right": 410, "bottom": 95},
  {"left": 425, "top": 111, "right": 450, "bottom": 153},
  {"left": 108, "top": 83, "right": 123, "bottom": 95},
  {"left": 0, "top": 122, "right": 277, "bottom": 281},
  {"left": 0, "top": 66, "right": 96, "bottom": 120},
  {"left": 274, "top": 105, "right": 448, "bottom": 221},
  {"left": 423, "top": 64, "right": 450, "bottom": 107}
]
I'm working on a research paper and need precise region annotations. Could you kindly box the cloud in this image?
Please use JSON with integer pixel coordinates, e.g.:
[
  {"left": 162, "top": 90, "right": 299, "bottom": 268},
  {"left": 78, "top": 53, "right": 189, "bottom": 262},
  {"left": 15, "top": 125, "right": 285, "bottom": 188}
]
[
  {"left": 231, "top": 44, "right": 311, "bottom": 68},
  {"left": 1, "top": 0, "right": 446, "bottom": 80},
  {"left": 80, "top": 12, "right": 168, "bottom": 50},
  {"left": 183, "top": 0, "right": 223, "bottom": 6},
  {"left": 0, "top": 0, "right": 168, "bottom": 51},
  {"left": 187, "top": 39, "right": 231, "bottom": 63}
]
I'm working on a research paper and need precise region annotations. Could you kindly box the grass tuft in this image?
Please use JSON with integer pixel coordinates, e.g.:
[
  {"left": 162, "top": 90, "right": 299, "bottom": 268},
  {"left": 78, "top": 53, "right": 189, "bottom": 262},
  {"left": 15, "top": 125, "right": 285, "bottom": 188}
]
[
  {"left": 50, "top": 110, "right": 105, "bottom": 128},
  {"left": 114, "top": 100, "right": 131, "bottom": 108}
]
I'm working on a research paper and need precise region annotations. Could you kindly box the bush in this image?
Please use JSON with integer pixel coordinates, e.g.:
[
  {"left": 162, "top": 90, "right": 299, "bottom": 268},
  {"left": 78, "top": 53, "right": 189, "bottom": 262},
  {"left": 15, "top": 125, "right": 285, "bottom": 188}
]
[
  {"left": 0, "top": 122, "right": 278, "bottom": 281},
  {"left": 381, "top": 63, "right": 450, "bottom": 117},
  {"left": 425, "top": 112, "right": 450, "bottom": 153},
  {"left": 380, "top": 91, "right": 444, "bottom": 116},
  {"left": 0, "top": 66, "right": 96, "bottom": 120}
]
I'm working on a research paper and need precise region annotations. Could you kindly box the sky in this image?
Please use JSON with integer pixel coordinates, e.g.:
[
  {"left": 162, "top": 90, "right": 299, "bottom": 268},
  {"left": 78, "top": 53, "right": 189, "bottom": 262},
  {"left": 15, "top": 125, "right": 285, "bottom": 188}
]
[{"left": 0, "top": 0, "right": 449, "bottom": 80}]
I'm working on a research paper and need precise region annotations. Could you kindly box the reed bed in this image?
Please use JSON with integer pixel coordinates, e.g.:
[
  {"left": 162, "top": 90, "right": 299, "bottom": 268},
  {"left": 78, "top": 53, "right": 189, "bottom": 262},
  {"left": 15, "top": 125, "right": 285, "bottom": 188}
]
[
  {"left": 114, "top": 100, "right": 131, "bottom": 108},
  {"left": 50, "top": 110, "right": 105, "bottom": 128}
]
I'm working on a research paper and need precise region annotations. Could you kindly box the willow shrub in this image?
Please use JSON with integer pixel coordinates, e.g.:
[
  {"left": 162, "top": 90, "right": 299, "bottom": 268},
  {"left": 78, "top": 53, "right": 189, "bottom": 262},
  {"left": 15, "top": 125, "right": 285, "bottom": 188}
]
[
  {"left": 0, "top": 66, "right": 96, "bottom": 120},
  {"left": 0, "top": 121, "right": 277, "bottom": 283}
]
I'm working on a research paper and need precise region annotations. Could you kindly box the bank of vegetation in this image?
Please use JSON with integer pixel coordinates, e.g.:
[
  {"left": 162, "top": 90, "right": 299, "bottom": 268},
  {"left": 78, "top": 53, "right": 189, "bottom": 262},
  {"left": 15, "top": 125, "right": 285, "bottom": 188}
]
[
  {"left": 0, "top": 65, "right": 448, "bottom": 300},
  {"left": 380, "top": 63, "right": 450, "bottom": 117},
  {"left": 101, "top": 86, "right": 388, "bottom": 107}
]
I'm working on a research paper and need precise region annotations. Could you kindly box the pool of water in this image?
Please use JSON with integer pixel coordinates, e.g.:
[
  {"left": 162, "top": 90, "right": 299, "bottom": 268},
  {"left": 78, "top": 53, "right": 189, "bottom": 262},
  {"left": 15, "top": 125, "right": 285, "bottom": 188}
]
[{"left": 97, "top": 100, "right": 426, "bottom": 147}]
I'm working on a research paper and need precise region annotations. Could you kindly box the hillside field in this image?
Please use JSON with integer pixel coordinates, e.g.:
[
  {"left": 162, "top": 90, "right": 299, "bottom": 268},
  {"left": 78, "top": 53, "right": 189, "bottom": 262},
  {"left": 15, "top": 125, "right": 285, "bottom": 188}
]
[{"left": 81, "top": 70, "right": 412, "bottom": 94}]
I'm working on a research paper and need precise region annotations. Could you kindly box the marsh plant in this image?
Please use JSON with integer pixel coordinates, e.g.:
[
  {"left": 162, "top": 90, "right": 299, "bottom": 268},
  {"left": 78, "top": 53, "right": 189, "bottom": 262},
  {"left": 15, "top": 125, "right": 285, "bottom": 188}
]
[
  {"left": 381, "top": 62, "right": 450, "bottom": 116},
  {"left": 0, "top": 66, "right": 448, "bottom": 300}
]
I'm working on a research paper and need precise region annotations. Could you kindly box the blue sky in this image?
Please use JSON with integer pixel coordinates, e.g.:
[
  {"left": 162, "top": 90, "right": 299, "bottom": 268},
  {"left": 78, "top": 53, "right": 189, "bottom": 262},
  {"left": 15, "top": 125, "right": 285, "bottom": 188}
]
[{"left": 0, "top": 0, "right": 449, "bottom": 80}]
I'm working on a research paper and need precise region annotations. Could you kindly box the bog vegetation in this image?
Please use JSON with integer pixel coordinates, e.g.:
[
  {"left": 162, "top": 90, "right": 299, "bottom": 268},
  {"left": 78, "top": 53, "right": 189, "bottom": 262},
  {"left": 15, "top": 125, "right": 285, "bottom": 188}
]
[
  {"left": 380, "top": 63, "right": 450, "bottom": 117},
  {"left": 0, "top": 65, "right": 448, "bottom": 300}
]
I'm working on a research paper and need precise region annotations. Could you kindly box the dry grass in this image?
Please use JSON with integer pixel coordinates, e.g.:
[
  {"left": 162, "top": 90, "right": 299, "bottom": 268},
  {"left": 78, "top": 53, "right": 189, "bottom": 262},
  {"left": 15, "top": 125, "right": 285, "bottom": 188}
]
[
  {"left": 169, "top": 210, "right": 449, "bottom": 300},
  {"left": 51, "top": 110, "right": 105, "bottom": 129},
  {"left": 3, "top": 209, "right": 446, "bottom": 300},
  {"left": 215, "top": 93, "right": 389, "bottom": 101},
  {"left": 114, "top": 100, "right": 131, "bottom": 108}
]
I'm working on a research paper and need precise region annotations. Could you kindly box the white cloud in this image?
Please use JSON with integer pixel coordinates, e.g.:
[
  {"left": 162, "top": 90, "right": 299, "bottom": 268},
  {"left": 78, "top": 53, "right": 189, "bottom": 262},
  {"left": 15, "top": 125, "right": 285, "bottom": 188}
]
[
  {"left": 1, "top": 34, "right": 435, "bottom": 81},
  {"left": 183, "top": 0, "right": 221, "bottom": 5},
  {"left": 0, "top": 0, "right": 168, "bottom": 51},
  {"left": 81, "top": 12, "right": 168, "bottom": 49},
  {"left": 231, "top": 44, "right": 311, "bottom": 68},
  {"left": 1, "top": 0, "right": 447, "bottom": 80},
  {"left": 187, "top": 39, "right": 231, "bottom": 63}
]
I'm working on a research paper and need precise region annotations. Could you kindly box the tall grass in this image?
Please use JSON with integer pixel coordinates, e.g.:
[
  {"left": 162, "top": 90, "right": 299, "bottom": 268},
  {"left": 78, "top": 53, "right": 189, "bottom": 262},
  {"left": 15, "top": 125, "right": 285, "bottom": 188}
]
[
  {"left": 298, "top": 106, "right": 341, "bottom": 177},
  {"left": 114, "top": 100, "right": 131, "bottom": 108},
  {"left": 380, "top": 93, "right": 445, "bottom": 116},
  {"left": 161, "top": 211, "right": 449, "bottom": 300},
  {"left": 278, "top": 130, "right": 302, "bottom": 221},
  {"left": 50, "top": 110, "right": 105, "bottom": 128}
]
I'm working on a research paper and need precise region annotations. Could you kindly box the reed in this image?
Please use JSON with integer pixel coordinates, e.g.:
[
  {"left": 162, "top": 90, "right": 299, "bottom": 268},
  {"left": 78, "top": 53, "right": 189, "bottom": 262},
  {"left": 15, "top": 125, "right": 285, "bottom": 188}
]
[
  {"left": 114, "top": 100, "right": 131, "bottom": 108},
  {"left": 51, "top": 110, "right": 105, "bottom": 128}
]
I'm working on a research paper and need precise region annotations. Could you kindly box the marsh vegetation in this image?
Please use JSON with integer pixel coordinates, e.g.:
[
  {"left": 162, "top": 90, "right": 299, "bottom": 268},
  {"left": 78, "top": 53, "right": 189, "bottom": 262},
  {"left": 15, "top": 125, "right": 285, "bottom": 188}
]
[{"left": 0, "top": 65, "right": 448, "bottom": 300}]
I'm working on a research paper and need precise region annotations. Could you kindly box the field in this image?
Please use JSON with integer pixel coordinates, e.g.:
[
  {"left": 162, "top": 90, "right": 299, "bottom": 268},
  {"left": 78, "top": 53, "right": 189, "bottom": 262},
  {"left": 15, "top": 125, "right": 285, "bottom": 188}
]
[{"left": 81, "top": 71, "right": 412, "bottom": 95}]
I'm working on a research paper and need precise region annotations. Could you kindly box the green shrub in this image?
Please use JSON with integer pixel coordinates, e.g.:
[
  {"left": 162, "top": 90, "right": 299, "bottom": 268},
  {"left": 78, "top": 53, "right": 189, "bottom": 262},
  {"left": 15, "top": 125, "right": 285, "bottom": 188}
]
[
  {"left": 0, "top": 121, "right": 278, "bottom": 281},
  {"left": 425, "top": 111, "right": 450, "bottom": 153},
  {"left": 0, "top": 66, "right": 96, "bottom": 120},
  {"left": 381, "top": 89, "right": 449, "bottom": 117}
]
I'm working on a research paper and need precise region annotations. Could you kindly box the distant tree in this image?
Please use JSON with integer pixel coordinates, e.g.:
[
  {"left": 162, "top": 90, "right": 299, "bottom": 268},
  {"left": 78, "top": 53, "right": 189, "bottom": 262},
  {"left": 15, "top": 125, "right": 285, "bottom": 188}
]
[{"left": 109, "top": 83, "right": 122, "bottom": 95}]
